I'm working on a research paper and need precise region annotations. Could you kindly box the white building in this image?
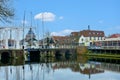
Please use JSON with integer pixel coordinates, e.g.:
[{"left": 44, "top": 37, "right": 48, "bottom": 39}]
[{"left": 78, "top": 30, "right": 105, "bottom": 46}]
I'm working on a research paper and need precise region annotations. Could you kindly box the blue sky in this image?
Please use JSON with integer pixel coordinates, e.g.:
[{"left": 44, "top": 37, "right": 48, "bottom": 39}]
[{"left": 5, "top": 0, "right": 120, "bottom": 37}]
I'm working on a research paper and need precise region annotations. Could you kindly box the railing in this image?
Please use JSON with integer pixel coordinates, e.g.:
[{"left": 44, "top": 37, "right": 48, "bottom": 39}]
[
  {"left": 101, "top": 46, "right": 120, "bottom": 50},
  {"left": 88, "top": 46, "right": 120, "bottom": 50}
]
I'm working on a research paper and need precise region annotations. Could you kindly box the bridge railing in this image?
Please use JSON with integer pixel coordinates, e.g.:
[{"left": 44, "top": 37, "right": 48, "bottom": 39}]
[
  {"left": 88, "top": 46, "right": 120, "bottom": 50},
  {"left": 101, "top": 46, "right": 120, "bottom": 50}
]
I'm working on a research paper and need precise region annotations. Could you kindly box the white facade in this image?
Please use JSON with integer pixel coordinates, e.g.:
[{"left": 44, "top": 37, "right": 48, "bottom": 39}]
[{"left": 79, "top": 35, "right": 105, "bottom": 46}]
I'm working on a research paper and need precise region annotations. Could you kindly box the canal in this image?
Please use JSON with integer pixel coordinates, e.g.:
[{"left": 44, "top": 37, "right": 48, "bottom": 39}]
[{"left": 0, "top": 54, "right": 120, "bottom": 80}]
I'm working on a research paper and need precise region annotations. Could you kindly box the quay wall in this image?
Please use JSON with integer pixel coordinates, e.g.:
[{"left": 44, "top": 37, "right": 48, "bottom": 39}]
[
  {"left": 76, "top": 46, "right": 88, "bottom": 55},
  {"left": 88, "top": 49, "right": 120, "bottom": 54},
  {"left": 27, "top": 48, "right": 77, "bottom": 62},
  {"left": 0, "top": 49, "right": 24, "bottom": 61}
]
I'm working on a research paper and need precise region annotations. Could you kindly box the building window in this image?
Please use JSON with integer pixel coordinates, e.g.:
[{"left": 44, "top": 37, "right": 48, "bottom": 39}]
[
  {"left": 98, "top": 37, "right": 99, "bottom": 40},
  {"left": 94, "top": 37, "right": 96, "bottom": 40},
  {"left": 90, "top": 37, "right": 91, "bottom": 40},
  {"left": 81, "top": 38, "right": 84, "bottom": 42}
]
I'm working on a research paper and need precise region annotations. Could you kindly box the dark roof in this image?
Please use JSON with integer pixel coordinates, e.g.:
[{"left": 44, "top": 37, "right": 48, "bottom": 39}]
[
  {"left": 27, "top": 38, "right": 37, "bottom": 42},
  {"left": 71, "top": 32, "right": 79, "bottom": 36},
  {"left": 52, "top": 36, "right": 71, "bottom": 44},
  {"left": 25, "top": 28, "right": 36, "bottom": 40},
  {"left": 79, "top": 30, "right": 105, "bottom": 37},
  {"left": 27, "top": 28, "right": 35, "bottom": 35}
]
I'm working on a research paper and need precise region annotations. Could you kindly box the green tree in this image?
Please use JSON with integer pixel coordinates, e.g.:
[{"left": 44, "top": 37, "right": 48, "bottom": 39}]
[{"left": 0, "top": 0, "right": 14, "bottom": 22}]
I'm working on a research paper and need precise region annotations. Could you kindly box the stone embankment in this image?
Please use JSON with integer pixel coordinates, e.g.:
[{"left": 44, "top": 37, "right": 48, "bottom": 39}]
[{"left": 76, "top": 46, "right": 88, "bottom": 55}]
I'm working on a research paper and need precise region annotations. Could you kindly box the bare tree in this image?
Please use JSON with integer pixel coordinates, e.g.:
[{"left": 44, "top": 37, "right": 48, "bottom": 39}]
[{"left": 0, "top": 0, "right": 14, "bottom": 22}]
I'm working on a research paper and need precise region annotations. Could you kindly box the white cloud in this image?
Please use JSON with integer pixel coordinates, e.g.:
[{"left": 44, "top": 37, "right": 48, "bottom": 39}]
[
  {"left": 51, "top": 29, "right": 75, "bottom": 36},
  {"left": 34, "top": 12, "right": 56, "bottom": 22},
  {"left": 59, "top": 16, "right": 64, "bottom": 20}
]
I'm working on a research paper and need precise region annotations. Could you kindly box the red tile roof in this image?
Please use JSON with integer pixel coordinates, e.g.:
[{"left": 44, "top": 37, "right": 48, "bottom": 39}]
[{"left": 109, "top": 34, "right": 120, "bottom": 38}]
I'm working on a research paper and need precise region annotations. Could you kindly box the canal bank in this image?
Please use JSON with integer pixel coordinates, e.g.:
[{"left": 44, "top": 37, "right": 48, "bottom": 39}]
[
  {"left": 85, "top": 47, "right": 120, "bottom": 59},
  {"left": 76, "top": 46, "right": 120, "bottom": 60}
]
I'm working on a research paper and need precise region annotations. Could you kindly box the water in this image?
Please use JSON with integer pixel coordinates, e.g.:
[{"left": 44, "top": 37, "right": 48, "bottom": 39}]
[{"left": 0, "top": 56, "right": 120, "bottom": 80}]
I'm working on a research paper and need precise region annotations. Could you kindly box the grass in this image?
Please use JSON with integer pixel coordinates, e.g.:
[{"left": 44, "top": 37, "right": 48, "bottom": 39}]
[{"left": 84, "top": 53, "right": 120, "bottom": 60}]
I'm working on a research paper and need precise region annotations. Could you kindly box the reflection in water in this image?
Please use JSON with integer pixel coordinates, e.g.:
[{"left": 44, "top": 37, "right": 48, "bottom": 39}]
[
  {"left": 0, "top": 55, "right": 120, "bottom": 80},
  {"left": 79, "top": 62, "right": 104, "bottom": 79},
  {"left": 89, "top": 57, "right": 120, "bottom": 64}
]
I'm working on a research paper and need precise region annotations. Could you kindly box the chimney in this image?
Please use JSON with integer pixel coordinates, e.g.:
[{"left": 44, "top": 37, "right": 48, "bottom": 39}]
[{"left": 88, "top": 25, "right": 90, "bottom": 30}]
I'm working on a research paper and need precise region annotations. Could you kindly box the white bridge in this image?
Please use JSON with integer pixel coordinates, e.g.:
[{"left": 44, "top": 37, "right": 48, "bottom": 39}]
[{"left": 0, "top": 27, "right": 33, "bottom": 49}]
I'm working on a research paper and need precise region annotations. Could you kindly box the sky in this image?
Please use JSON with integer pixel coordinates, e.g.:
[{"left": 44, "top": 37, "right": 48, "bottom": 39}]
[{"left": 2, "top": 0, "right": 120, "bottom": 38}]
